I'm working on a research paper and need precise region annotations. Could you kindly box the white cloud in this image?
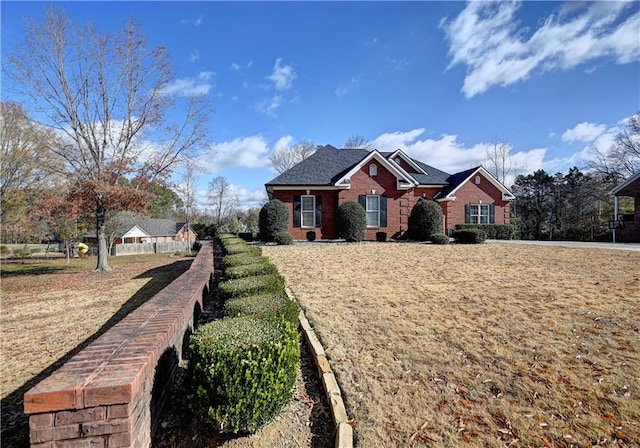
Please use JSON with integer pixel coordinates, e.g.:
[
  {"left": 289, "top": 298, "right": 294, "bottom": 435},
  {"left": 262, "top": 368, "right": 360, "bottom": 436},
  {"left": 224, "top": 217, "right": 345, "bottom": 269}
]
[
  {"left": 231, "top": 62, "right": 241, "bottom": 71},
  {"left": 229, "top": 184, "right": 268, "bottom": 209},
  {"left": 255, "top": 94, "right": 283, "bottom": 117},
  {"left": 370, "top": 128, "right": 546, "bottom": 177},
  {"left": 561, "top": 122, "right": 607, "bottom": 143},
  {"left": 231, "top": 61, "right": 253, "bottom": 71},
  {"left": 181, "top": 15, "right": 203, "bottom": 27},
  {"left": 335, "top": 75, "right": 362, "bottom": 98},
  {"left": 161, "top": 72, "right": 215, "bottom": 97},
  {"left": 441, "top": 1, "right": 640, "bottom": 97},
  {"left": 198, "top": 134, "right": 294, "bottom": 172},
  {"left": 189, "top": 50, "right": 200, "bottom": 63},
  {"left": 266, "top": 58, "right": 297, "bottom": 91}
]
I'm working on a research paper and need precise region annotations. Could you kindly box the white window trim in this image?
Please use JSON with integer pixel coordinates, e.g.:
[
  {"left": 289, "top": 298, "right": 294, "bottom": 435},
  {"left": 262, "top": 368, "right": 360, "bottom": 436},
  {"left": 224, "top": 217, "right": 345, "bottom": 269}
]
[
  {"left": 469, "top": 203, "right": 490, "bottom": 224},
  {"left": 366, "top": 195, "right": 380, "bottom": 228},
  {"left": 301, "top": 195, "right": 316, "bottom": 228}
]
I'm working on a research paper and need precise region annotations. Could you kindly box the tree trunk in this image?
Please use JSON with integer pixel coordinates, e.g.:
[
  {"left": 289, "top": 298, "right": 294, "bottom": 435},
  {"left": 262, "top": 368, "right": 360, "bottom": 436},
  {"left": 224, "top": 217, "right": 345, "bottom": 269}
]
[{"left": 95, "top": 197, "right": 112, "bottom": 272}]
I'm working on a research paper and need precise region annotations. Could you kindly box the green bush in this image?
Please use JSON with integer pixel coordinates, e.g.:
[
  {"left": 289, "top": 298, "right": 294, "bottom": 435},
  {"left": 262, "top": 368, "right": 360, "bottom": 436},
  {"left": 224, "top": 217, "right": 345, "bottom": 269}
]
[
  {"left": 13, "top": 245, "right": 32, "bottom": 259},
  {"left": 218, "top": 274, "right": 285, "bottom": 299},
  {"left": 224, "top": 293, "right": 299, "bottom": 326},
  {"left": 259, "top": 199, "right": 289, "bottom": 242},
  {"left": 430, "top": 233, "right": 450, "bottom": 245},
  {"left": 407, "top": 198, "right": 443, "bottom": 241},
  {"left": 223, "top": 243, "right": 261, "bottom": 256},
  {"left": 452, "top": 228, "right": 487, "bottom": 244},
  {"left": 222, "top": 253, "right": 266, "bottom": 268},
  {"left": 225, "top": 261, "right": 278, "bottom": 280},
  {"left": 0, "top": 245, "right": 12, "bottom": 255},
  {"left": 336, "top": 201, "right": 366, "bottom": 242},
  {"left": 187, "top": 317, "right": 299, "bottom": 433},
  {"left": 306, "top": 231, "right": 316, "bottom": 242},
  {"left": 454, "top": 223, "right": 515, "bottom": 240},
  {"left": 273, "top": 232, "right": 293, "bottom": 245}
]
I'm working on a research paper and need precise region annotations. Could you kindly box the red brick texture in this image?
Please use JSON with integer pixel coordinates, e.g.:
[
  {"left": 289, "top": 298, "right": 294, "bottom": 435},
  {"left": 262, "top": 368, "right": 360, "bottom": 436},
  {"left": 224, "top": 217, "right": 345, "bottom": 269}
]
[
  {"left": 23, "top": 242, "right": 214, "bottom": 448},
  {"left": 272, "top": 164, "right": 511, "bottom": 240}
]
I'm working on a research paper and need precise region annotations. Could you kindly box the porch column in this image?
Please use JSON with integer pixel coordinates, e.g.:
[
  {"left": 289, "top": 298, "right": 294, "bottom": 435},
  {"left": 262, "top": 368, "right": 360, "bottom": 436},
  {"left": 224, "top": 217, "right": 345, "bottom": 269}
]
[{"left": 613, "top": 196, "right": 619, "bottom": 243}]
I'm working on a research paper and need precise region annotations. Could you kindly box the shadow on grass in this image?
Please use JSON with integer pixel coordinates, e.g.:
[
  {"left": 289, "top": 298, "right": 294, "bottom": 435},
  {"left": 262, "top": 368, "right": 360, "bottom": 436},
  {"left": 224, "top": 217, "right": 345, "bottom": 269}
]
[
  {"left": 0, "top": 262, "right": 67, "bottom": 278},
  {"left": 0, "top": 258, "right": 193, "bottom": 448}
]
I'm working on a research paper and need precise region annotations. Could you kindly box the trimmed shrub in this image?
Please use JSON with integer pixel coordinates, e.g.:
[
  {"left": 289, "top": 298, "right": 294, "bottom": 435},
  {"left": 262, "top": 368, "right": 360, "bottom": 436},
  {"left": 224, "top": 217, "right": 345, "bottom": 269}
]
[
  {"left": 225, "top": 261, "right": 278, "bottom": 280},
  {"left": 376, "top": 231, "right": 387, "bottom": 242},
  {"left": 224, "top": 293, "right": 299, "bottom": 326},
  {"left": 218, "top": 274, "right": 285, "bottom": 299},
  {"left": 187, "top": 317, "right": 299, "bottom": 433},
  {"left": 407, "top": 198, "right": 443, "bottom": 241},
  {"left": 259, "top": 199, "right": 289, "bottom": 242},
  {"left": 452, "top": 228, "right": 487, "bottom": 244},
  {"left": 336, "top": 201, "right": 366, "bottom": 242},
  {"left": 454, "top": 223, "right": 515, "bottom": 240},
  {"left": 222, "top": 253, "right": 265, "bottom": 268},
  {"left": 306, "top": 231, "right": 316, "bottom": 242},
  {"left": 273, "top": 232, "right": 293, "bottom": 245},
  {"left": 223, "top": 243, "right": 261, "bottom": 256},
  {"left": 430, "top": 233, "right": 450, "bottom": 245}
]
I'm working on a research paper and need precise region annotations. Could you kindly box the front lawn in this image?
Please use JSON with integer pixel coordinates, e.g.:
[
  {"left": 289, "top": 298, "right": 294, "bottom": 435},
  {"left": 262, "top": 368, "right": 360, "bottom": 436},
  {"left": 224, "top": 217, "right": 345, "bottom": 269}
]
[{"left": 263, "top": 242, "right": 640, "bottom": 447}]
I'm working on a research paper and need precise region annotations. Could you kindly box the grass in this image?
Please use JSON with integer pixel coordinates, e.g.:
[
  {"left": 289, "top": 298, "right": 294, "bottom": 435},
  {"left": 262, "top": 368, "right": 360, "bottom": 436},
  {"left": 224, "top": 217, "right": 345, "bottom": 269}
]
[
  {"left": 262, "top": 242, "right": 640, "bottom": 448},
  {"left": 0, "top": 253, "right": 193, "bottom": 447}
]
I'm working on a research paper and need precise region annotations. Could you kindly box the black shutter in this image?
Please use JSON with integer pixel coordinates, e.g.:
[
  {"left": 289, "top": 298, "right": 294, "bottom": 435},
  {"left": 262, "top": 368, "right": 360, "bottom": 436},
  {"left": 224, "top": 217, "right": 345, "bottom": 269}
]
[
  {"left": 358, "top": 195, "right": 366, "bottom": 209},
  {"left": 315, "top": 195, "right": 322, "bottom": 228},
  {"left": 380, "top": 196, "right": 387, "bottom": 227},
  {"left": 489, "top": 204, "right": 495, "bottom": 224},
  {"left": 465, "top": 204, "right": 471, "bottom": 223},
  {"left": 293, "top": 195, "right": 301, "bottom": 227}
]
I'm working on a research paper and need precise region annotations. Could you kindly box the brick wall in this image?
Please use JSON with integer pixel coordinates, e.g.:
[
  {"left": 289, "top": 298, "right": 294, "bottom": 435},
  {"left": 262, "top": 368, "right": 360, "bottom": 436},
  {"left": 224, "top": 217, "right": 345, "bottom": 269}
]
[{"left": 23, "top": 242, "right": 214, "bottom": 448}]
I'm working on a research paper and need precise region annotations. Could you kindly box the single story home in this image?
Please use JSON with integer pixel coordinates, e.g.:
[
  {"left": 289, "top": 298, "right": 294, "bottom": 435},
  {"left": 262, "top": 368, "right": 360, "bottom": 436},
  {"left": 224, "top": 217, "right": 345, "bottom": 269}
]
[
  {"left": 85, "top": 217, "right": 197, "bottom": 245},
  {"left": 265, "top": 145, "right": 514, "bottom": 240},
  {"left": 609, "top": 171, "right": 640, "bottom": 243}
]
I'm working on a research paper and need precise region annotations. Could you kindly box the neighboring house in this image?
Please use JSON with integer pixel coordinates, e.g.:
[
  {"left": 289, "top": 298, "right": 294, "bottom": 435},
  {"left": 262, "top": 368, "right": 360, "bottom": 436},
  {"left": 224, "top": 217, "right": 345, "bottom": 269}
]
[
  {"left": 610, "top": 171, "right": 640, "bottom": 243},
  {"left": 85, "top": 217, "right": 197, "bottom": 246},
  {"left": 265, "top": 145, "right": 514, "bottom": 240}
]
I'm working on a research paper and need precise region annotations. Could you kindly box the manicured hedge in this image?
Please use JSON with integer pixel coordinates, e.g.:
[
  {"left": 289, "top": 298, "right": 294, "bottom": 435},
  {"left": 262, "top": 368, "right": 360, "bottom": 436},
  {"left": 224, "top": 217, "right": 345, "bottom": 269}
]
[
  {"left": 407, "top": 198, "right": 443, "bottom": 241},
  {"left": 454, "top": 223, "right": 515, "bottom": 240},
  {"left": 218, "top": 274, "right": 286, "bottom": 299},
  {"left": 223, "top": 293, "right": 299, "bottom": 326},
  {"left": 259, "top": 199, "right": 289, "bottom": 242},
  {"left": 187, "top": 316, "right": 299, "bottom": 433},
  {"left": 222, "top": 253, "right": 266, "bottom": 268},
  {"left": 223, "top": 243, "right": 262, "bottom": 256},
  {"left": 430, "top": 233, "right": 450, "bottom": 245},
  {"left": 273, "top": 232, "right": 293, "bottom": 245},
  {"left": 337, "top": 201, "right": 366, "bottom": 242},
  {"left": 225, "top": 261, "right": 279, "bottom": 280},
  {"left": 452, "top": 228, "right": 487, "bottom": 244}
]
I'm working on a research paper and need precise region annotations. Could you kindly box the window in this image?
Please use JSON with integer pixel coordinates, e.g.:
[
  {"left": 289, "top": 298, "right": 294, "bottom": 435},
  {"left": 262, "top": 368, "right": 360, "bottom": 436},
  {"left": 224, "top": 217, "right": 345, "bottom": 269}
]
[
  {"left": 466, "top": 204, "right": 495, "bottom": 224},
  {"left": 366, "top": 195, "right": 380, "bottom": 227},
  {"left": 369, "top": 164, "right": 377, "bottom": 176},
  {"left": 301, "top": 195, "right": 315, "bottom": 227}
]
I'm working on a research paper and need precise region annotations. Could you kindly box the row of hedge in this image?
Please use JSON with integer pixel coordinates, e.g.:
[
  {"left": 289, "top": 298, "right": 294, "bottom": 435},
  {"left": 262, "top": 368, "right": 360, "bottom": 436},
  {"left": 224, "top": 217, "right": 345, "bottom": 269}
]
[
  {"left": 186, "top": 234, "right": 300, "bottom": 434},
  {"left": 454, "top": 223, "right": 516, "bottom": 240}
]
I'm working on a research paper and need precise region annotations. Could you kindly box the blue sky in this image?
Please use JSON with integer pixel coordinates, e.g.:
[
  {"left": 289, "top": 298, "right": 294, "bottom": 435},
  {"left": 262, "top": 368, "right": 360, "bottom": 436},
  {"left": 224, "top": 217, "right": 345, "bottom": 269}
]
[{"left": 2, "top": 1, "right": 639, "bottom": 211}]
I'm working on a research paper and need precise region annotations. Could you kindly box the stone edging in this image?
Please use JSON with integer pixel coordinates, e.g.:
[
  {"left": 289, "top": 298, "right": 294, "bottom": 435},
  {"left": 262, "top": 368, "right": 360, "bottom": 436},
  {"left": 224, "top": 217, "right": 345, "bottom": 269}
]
[{"left": 285, "top": 288, "right": 354, "bottom": 448}]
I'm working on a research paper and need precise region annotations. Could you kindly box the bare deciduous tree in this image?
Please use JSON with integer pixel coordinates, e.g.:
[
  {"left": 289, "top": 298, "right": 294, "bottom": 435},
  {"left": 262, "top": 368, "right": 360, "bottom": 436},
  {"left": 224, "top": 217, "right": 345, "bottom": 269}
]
[
  {"left": 588, "top": 112, "right": 640, "bottom": 183},
  {"left": 269, "top": 139, "right": 316, "bottom": 173},
  {"left": 344, "top": 134, "right": 371, "bottom": 150},
  {"left": 208, "top": 176, "right": 239, "bottom": 226},
  {"left": 5, "top": 8, "right": 210, "bottom": 271},
  {"left": 484, "top": 138, "right": 520, "bottom": 185}
]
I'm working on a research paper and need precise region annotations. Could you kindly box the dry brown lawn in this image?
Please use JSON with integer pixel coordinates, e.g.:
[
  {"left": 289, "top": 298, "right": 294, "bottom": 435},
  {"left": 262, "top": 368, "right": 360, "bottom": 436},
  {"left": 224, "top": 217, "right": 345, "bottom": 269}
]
[{"left": 263, "top": 242, "right": 640, "bottom": 448}]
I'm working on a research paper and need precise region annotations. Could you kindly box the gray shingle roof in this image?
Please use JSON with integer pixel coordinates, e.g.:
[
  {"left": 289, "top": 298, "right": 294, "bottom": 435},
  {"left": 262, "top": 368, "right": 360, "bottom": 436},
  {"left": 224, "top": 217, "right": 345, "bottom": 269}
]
[
  {"left": 433, "top": 166, "right": 480, "bottom": 199},
  {"left": 265, "top": 145, "right": 451, "bottom": 187}
]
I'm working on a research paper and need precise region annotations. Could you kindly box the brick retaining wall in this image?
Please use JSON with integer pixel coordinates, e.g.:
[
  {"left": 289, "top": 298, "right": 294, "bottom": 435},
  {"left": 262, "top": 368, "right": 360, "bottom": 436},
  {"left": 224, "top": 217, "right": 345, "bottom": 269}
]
[{"left": 23, "top": 242, "right": 215, "bottom": 447}]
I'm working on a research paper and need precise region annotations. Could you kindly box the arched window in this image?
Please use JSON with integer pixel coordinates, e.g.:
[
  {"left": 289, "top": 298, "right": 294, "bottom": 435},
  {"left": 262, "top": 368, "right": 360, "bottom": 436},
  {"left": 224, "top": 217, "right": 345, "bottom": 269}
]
[{"left": 369, "top": 164, "right": 377, "bottom": 177}]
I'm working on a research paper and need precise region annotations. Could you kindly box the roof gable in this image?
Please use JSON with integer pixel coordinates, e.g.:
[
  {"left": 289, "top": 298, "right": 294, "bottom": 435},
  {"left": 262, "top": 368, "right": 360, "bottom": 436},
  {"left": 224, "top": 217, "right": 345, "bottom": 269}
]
[
  {"left": 610, "top": 171, "right": 640, "bottom": 196},
  {"left": 435, "top": 167, "right": 515, "bottom": 201},
  {"left": 333, "top": 150, "right": 417, "bottom": 189}
]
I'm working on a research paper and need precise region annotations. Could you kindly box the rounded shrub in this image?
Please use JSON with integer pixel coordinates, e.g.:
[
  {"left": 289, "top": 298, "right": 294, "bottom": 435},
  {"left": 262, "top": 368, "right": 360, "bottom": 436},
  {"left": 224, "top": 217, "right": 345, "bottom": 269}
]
[
  {"left": 187, "top": 317, "right": 300, "bottom": 433},
  {"left": 259, "top": 199, "right": 289, "bottom": 242},
  {"left": 222, "top": 253, "right": 266, "bottom": 268},
  {"left": 336, "top": 201, "right": 366, "bottom": 242},
  {"left": 407, "top": 198, "right": 443, "bottom": 241},
  {"left": 223, "top": 243, "right": 262, "bottom": 256},
  {"left": 306, "top": 231, "right": 316, "bottom": 242},
  {"left": 273, "top": 232, "right": 293, "bottom": 245},
  {"left": 430, "top": 233, "right": 450, "bottom": 245},
  {"left": 224, "top": 293, "right": 299, "bottom": 326},
  {"left": 452, "top": 228, "right": 487, "bottom": 244}
]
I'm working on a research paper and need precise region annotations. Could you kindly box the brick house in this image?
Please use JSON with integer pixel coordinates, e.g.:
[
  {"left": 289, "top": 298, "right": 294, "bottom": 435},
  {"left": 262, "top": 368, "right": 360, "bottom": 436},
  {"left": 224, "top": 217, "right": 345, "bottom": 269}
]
[
  {"left": 265, "top": 145, "right": 514, "bottom": 240},
  {"left": 610, "top": 171, "right": 640, "bottom": 243},
  {"left": 85, "top": 217, "right": 197, "bottom": 245}
]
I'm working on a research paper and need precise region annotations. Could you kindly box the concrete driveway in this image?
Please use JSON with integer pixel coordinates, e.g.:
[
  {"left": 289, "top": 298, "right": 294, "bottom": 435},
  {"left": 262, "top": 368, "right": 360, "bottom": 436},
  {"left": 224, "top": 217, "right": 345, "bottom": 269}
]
[{"left": 486, "top": 239, "right": 640, "bottom": 252}]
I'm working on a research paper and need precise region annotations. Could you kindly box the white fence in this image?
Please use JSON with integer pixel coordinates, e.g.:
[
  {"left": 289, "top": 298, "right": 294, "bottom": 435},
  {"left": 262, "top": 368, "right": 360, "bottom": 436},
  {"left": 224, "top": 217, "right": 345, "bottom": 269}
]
[{"left": 112, "top": 241, "right": 191, "bottom": 256}]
